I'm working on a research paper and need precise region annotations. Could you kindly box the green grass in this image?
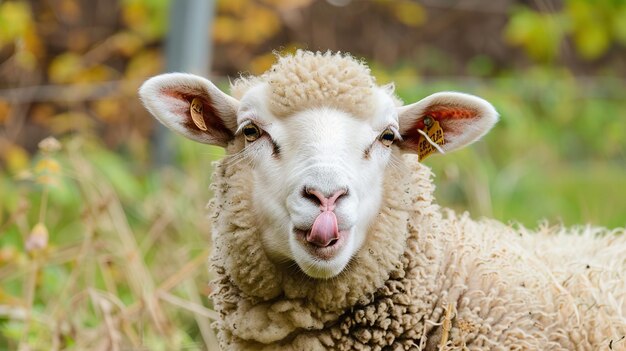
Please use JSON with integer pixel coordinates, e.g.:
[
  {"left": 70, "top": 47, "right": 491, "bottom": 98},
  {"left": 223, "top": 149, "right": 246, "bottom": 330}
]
[{"left": 0, "top": 72, "right": 625, "bottom": 350}]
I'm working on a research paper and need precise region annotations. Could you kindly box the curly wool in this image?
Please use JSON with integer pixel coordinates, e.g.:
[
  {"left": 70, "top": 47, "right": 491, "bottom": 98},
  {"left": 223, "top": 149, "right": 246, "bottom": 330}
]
[
  {"left": 208, "top": 52, "right": 626, "bottom": 350},
  {"left": 208, "top": 145, "right": 626, "bottom": 350},
  {"left": 231, "top": 50, "right": 378, "bottom": 119}
]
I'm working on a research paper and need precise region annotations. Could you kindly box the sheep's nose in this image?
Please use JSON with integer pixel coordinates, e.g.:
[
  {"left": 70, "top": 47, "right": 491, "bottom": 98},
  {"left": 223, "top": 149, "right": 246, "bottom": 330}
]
[
  {"left": 303, "top": 187, "right": 348, "bottom": 247},
  {"left": 303, "top": 187, "right": 347, "bottom": 212}
]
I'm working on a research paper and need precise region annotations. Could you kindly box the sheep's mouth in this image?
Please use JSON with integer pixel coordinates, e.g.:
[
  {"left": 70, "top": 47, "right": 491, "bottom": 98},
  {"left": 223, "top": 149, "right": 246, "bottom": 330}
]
[{"left": 293, "top": 228, "right": 350, "bottom": 260}]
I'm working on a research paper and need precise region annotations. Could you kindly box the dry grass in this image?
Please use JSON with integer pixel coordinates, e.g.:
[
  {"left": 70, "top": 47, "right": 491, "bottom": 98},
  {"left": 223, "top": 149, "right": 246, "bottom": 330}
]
[{"left": 0, "top": 137, "right": 221, "bottom": 350}]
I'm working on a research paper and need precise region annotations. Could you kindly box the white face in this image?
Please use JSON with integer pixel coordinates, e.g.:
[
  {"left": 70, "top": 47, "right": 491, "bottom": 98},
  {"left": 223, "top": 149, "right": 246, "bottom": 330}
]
[
  {"left": 238, "top": 84, "right": 400, "bottom": 278},
  {"left": 139, "top": 71, "right": 498, "bottom": 280}
]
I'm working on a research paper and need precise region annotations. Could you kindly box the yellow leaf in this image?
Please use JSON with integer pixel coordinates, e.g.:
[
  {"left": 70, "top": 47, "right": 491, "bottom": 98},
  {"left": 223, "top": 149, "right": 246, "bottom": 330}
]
[
  {"left": 573, "top": 22, "right": 609, "bottom": 60},
  {"left": 93, "top": 98, "right": 122, "bottom": 122},
  {"left": 240, "top": 5, "right": 281, "bottom": 44},
  {"left": 1, "top": 144, "right": 29, "bottom": 173},
  {"left": 74, "top": 64, "right": 116, "bottom": 83},
  {"left": 124, "top": 49, "right": 163, "bottom": 79},
  {"left": 35, "top": 158, "right": 61, "bottom": 175},
  {"left": 504, "top": 9, "right": 563, "bottom": 62},
  {"left": 122, "top": 2, "right": 148, "bottom": 33},
  {"left": 614, "top": 6, "right": 626, "bottom": 44},
  {"left": 391, "top": 1, "right": 425, "bottom": 27},
  {"left": 213, "top": 16, "right": 239, "bottom": 43},
  {"left": 122, "top": 1, "right": 167, "bottom": 39},
  {"left": 0, "top": 100, "right": 11, "bottom": 125},
  {"left": 0, "top": 2, "right": 32, "bottom": 43},
  {"left": 23, "top": 26, "right": 44, "bottom": 59},
  {"left": 15, "top": 50, "right": 37, "bottom": 71},
  {"left": 112, "top": 31, "right": 145, "bottom": 57},
  {"left": 48, "top": 112, "right": 94, "bottom": 134},
  {"left": 48, "top": 52, "right": 83, "bottom": 84}
]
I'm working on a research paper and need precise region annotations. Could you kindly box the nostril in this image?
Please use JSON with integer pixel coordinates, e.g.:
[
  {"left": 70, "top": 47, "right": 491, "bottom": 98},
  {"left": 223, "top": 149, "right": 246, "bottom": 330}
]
[
  {"left": 330, "top": 188, "right": 348, "bottom": 203},
  {"left": 302, "top": 187, "right": 322, "bottom": 206},
  {"left": 301, "top": 186, "right": 349, "bottom": 211}
]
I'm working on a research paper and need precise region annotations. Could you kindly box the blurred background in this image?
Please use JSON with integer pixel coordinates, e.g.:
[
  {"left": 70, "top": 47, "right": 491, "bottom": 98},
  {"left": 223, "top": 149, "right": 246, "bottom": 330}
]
[{"left": 0, "top": 0, "right": 625, "bottom": 350}]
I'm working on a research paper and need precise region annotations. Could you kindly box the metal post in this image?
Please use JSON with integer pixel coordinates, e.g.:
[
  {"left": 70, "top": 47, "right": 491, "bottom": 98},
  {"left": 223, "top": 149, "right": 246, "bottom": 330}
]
[{"left": 154, "top": 0, "right": 215, "bottom": 166}]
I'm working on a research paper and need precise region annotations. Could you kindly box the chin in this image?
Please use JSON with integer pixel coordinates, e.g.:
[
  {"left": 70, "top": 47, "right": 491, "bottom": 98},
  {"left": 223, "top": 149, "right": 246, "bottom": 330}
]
[{"left": 290, "top": 227, "right": 357, "bottom": 279}]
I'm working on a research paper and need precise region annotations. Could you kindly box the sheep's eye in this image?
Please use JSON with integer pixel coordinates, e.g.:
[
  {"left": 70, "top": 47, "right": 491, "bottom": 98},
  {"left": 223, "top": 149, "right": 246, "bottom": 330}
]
[
  {"left": 242, "top": 123, "right": 262, "bottom": 142},
  {"left": 379, "top": 129, "right": 395, "bottom": 147}
]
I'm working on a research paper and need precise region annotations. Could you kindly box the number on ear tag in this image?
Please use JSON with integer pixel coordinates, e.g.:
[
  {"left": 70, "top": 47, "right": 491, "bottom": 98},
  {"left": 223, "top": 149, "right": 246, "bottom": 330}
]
[
  {"left": 417, "top": 117, "right": 445, "bottom": 161},
  {"left": 190, "top": 97, "right": 208, "bottom": 131}
]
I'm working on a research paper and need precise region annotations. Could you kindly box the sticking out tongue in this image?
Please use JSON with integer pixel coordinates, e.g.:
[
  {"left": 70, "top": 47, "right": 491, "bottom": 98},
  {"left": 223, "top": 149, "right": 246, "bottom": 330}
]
[{"left": 307, "top": 211, "right": 339, "bottom": 247}]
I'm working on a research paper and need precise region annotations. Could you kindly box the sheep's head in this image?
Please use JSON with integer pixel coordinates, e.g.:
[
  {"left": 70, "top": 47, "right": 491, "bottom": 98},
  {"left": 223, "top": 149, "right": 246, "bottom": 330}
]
[{"left": 139, "top": 51, "right": 498, "bottom": 279}]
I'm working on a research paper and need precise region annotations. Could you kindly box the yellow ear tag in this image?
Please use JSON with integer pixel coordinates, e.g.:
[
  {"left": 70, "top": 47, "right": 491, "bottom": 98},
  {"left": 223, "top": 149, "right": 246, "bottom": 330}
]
[
  {"left": 417, "top": 116, "right": 445, "bottom": 161},
  {"left": 190, "top": 97, "right": 208, "bottom": 131}
]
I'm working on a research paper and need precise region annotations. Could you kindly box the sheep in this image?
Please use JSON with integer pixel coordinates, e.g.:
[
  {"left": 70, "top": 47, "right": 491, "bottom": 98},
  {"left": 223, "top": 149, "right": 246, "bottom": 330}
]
[{"left": 139, "top": 50, "right": 626, "bottom": 351}]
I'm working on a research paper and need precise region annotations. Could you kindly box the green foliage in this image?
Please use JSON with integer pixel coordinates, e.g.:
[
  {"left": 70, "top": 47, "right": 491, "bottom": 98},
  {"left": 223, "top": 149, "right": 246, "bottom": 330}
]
[
  {"left": 505, "top": 7, "right": 566, "bottom": 62},
  {"left": 506, "top": 0, "right": 626, "bottom": 61},
  {"left": 122, "top": 0, "right": 170, "bottom": 40},
  {"left": 566, "top": 0, "right": 626, "bottom": 59}
]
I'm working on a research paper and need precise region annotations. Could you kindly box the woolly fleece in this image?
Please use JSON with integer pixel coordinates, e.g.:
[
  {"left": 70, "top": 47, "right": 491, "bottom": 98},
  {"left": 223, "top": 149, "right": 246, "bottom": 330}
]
[
  {"left": 231, "top": 51, "right": 377, "bottom": 118},
  {"left": 209, "top": 149, "right": 626, "bottom": 350},
  {"left": 206, "top": 52, "right": 625, "bottom": 350}
]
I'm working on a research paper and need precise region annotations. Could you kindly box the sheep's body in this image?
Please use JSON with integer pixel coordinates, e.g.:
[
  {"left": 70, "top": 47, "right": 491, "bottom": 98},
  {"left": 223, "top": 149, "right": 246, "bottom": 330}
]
[
  {"left": 210, "top": 152, "right": 626, "bottom": 350},
  {"left": 140, "top": 51, "right": 626, "bottom": 351}
]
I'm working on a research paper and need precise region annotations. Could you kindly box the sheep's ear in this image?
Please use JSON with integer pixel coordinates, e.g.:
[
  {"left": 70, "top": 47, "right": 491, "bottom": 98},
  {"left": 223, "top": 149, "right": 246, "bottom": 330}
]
[
  {"left": 397, "top": 92, "right": 498, "bottom": 158},
  {"left": 139, "top": 73, "right": 239, "bottom": 147}
]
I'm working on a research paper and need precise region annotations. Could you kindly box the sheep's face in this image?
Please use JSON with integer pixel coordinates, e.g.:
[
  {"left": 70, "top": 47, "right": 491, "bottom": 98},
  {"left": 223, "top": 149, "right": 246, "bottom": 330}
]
[
  {"left": 233, "top": 83, "right": 400, "bottom": 278},
  {"left": 140, "top": 66, "right": 497, "bottom": 279}
]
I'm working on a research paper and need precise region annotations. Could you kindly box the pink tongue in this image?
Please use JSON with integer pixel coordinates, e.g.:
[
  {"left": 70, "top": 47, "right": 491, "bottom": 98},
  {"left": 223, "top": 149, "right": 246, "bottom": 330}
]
[{"left": 307, "top": 211, "right": 339, "bottom": 247}]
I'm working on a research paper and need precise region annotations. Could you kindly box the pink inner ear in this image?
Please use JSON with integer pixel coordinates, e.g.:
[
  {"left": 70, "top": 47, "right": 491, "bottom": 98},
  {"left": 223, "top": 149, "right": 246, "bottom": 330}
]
[
  {"left": 414, "top": 105, "right": 478, "bottom": 131},
  {"left": 160, "top": 88, "right": 233, "bottom": 142},
  {"left": 402, "top": 105, "right": 478, "bottom": 149}
]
